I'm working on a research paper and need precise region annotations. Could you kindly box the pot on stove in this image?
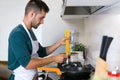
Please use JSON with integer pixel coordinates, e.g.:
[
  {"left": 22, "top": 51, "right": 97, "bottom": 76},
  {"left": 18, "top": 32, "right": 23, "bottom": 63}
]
[{"left": 58, "top": 61, "right": 94, "bottom": 80}]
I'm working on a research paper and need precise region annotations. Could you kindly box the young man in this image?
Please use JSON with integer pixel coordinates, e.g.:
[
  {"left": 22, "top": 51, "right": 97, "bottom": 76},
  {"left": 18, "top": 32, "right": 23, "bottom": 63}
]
[{"left": 8, "top": 0, "right": 68, "bottom": 80}]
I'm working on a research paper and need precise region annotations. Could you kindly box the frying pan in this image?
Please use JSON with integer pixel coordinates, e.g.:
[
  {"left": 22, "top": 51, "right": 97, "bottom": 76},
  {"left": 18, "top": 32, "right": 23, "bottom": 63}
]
[
  {"left": 37, "top": 61, "right": 94, "bottom": 80},
  {"left": 58, "top": 61, "right": 94, "bottom": 80}
]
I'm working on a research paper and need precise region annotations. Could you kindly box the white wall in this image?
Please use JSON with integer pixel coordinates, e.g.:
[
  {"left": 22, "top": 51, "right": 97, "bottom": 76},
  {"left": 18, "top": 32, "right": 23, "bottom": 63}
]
[
  {"left": 84, "top": 2, "right": 120, "bottom": 70},
  {"left": 0, "top": 0, "right": 83, "bottom": 60},
  {"left": 0, "top": 0, "right": 28, "bottom": 61}
]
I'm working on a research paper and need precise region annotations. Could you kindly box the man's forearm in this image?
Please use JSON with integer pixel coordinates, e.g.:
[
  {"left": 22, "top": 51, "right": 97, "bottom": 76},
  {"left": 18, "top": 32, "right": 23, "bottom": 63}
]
[
  {"left": 25, "top": 56, "right": 55, "bottom": 69},
  {"left": 46, "top": 41, "right": 61, "bottom": 54}
]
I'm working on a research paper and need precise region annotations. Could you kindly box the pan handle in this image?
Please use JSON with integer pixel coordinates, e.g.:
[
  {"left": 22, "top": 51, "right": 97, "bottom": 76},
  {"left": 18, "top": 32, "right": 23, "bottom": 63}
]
[{"left": 37, "top": 67, "right": 62, "bottom": 76}]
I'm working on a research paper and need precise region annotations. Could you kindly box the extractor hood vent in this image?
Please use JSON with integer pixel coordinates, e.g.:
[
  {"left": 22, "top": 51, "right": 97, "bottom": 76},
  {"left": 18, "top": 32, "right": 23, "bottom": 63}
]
[
  {"left": 61, "top": 0, "right": 120, "bottom": 19},
  {"left": 64, "top": 6, "right": 104, "bottom": 15}
]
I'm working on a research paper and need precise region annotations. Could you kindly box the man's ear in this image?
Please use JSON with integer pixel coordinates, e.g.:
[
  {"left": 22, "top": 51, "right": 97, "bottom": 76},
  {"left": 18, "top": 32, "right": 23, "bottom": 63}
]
[
  {"left": 32, "top": 12, "right": 35, "bottom": 19},
  {"left": 29, "top": 10, "right": 36, "bottom": 18}
]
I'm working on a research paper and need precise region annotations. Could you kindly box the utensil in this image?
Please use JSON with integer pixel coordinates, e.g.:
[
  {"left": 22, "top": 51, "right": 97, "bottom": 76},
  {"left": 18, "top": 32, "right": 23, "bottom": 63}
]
[{"left": 100, "top": 35, "right": 113, "bottom": 61}]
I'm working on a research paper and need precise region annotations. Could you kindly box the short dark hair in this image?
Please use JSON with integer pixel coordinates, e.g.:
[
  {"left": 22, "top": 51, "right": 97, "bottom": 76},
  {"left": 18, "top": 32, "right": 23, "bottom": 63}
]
[{"left": 25, "top": 0, "right": 49, "bottom": 15}]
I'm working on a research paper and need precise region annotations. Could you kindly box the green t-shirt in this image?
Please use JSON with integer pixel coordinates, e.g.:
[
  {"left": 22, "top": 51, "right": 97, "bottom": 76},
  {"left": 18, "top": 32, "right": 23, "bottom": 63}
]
[{"left": 8, "top": 24, "right": 47, "bottom": 71}]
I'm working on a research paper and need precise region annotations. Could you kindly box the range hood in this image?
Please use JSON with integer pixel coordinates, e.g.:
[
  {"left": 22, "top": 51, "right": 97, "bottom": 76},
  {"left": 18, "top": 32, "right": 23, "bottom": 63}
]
[{"left": 61, "top": 0, "right": 120, "bottom": 19}]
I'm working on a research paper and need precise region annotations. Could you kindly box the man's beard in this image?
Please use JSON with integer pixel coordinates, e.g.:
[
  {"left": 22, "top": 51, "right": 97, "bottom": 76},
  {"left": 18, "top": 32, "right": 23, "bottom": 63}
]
[
  {"left": 31, "top": 22, "right": 39, "bottom": 29},
  {"left": 32, "top": 26, "right": 38, "bottom": 29}
]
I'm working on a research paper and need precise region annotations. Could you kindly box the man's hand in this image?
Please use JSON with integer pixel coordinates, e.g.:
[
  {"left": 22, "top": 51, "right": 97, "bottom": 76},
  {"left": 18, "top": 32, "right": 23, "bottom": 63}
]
[
  {"left": 57, "top": 37, "right": 71, "bottom": 45},
  {"left": 46, "top": 37, "right": 70, "bottom": 55},
  {"left": 53, "top": 53, "right": 68, "bottom": 63}
]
